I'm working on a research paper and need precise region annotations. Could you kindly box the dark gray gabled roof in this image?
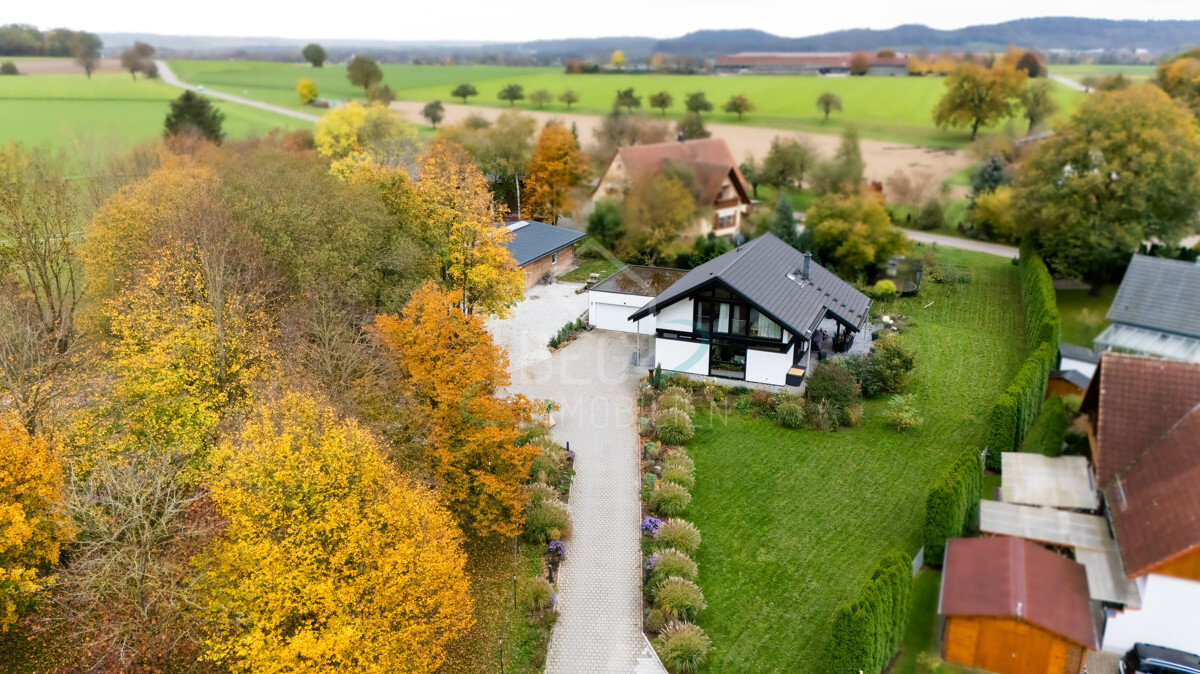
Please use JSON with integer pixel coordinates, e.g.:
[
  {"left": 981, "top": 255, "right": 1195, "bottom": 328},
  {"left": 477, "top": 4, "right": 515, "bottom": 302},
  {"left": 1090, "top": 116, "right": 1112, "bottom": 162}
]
[
  {"left": 1107, "top": 254, "right": 1200, "bottom": 340},
  {"left": 627, "top": 233, "right": 872, "bottom": 338},
  {"left": 1059, "top": 341, "right": 1098, "bottom": 364},
  {"left": 502, "top": 221, "right": 585, "bottom": 267}
]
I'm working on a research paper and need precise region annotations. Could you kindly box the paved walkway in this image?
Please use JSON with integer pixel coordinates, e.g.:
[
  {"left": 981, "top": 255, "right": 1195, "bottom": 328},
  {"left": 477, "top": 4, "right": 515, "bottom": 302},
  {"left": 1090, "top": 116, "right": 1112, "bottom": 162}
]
[
  {"left": 154, "top": 60, "right": 320, "bottom": 123},
  {"left": 902, "top": 228, "right": 1020, "bottom": 258},
  {"left": 491, "top": 294, "right": 661, "bottom": 672},
  {"left": 1050, "top": 73, "right": 1090, "bottom": 93}
]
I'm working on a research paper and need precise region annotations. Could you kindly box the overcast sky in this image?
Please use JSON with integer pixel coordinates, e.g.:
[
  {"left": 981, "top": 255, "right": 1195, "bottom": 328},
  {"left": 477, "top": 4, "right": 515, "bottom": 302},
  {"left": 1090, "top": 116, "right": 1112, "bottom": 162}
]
[{"left": 12, "top": 1, "right": 1200, "bottom": 41}]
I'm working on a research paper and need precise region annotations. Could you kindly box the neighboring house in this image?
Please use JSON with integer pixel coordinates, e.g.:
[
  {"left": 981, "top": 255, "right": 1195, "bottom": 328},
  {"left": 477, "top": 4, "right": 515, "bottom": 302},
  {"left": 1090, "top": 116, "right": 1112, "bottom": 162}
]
[
  {"left": 502, "top": 220, "right": 585, "bottom": 290},
  {"left": 587, "top": 265, "right": 688, "bottom": 334},
  {"left": 1094, "top": 254, "right": 1200, "bottom": 363},
  {"left": 713, "top": 51, "right": 909, "bottom": 75},
  {"left": 1082, "top": 353, "right": 1200, "bottom": 655},
  {"left": 939, "top": 537, "right": 1097, "bottom": 674},
  {"left": 627, "top": 233, "right": 870, "bottom": 386},
  {"left": 591, "top": 138, "right": 752, "bottom": 238}
]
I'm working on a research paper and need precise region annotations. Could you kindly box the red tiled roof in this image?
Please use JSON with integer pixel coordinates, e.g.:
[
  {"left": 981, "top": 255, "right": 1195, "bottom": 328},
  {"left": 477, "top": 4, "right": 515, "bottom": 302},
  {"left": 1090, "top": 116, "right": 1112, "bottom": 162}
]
[
  {"left": 611, "top": 138, "right": 750, "bottom": 204},
  {"left": 940, "top": 537, "right": 1096, "bottom": 649},
  {"left": 1104, "top": 405, "right": 1200, "bottom": 577},
  {"left": 1083, "top": 353, "right": 1200, "bottom": 486}
]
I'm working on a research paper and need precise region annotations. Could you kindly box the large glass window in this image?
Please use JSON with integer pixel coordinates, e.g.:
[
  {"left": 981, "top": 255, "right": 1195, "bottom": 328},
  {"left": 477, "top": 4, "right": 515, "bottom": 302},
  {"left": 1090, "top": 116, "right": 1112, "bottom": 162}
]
[
  {"left": 749, "top": 309, "right": 782, "bottom": 340},
  {"left": 693, "top": 291, "right": 782, "bottom": 341},
  {"left": 710, "top": 340, "right": 747, "bottom": 379}
]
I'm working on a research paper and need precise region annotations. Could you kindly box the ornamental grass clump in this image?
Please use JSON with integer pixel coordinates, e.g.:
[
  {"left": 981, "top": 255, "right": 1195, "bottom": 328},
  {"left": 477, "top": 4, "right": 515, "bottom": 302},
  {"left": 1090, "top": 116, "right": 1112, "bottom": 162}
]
[
  {"left": 522, "top": 577, "right": 554, "bottom": 610},
  {"left": 655, "top": 621, "right": 711, "bottom": 673},
  {"left": 525, "top": 498, "right": 571, "bottom": 543},
  {"left": 776, "top": 400, "right": 805, "bottom": 429},
  {"left": 645, "top": 608, "right": 667, "bottom": 634},
  {"left": 526, "top": 482, "right": 559, "bottom": 505},
  {"left": 649, "top": 548, "right": 698, "bottom": 588},
  {"left": 653, "top": 577, "right": 706, "bottom": 621},
  {"left": 654, "top": 518, "right": 700, "bottom": 555},
  {"left": 887, "top": 394, "right": 922, "bottom": 431},
  {"left": 661, "top": 449, "right": 693, "bottom": 473},
  {"left": 655, "top": 408, "right": 694, "bottom": 445},
  {"left": 658, "top": 386, "right": 695, "bottom": 416},
  {"left": 660, "top": 463, "right": 694, "bottom": 490},
  {"left": 651, "top": 480, "right": 691, "bottom": 517}
]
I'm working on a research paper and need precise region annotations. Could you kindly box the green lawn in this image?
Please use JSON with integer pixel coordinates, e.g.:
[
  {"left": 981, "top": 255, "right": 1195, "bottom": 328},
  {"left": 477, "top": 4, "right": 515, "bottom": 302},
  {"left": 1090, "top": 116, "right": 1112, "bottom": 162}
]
[
  {"left": 167, "top": 60, "right": 1081, "bottom": 147},
  {"left": 557, "top": 257, "right": 623, "bottom": 283},
  {"left": 1050, "top": 64, "right": 1157, "bottom": 83},
  {"left": 0, "top": 72, "right": 307, "bottom": 150},
  {"left": 685, "top": 248, "right": 1025, "bottom": 672},
  {"left": 1056, "top": 284, "right": 1116, "bottom": 346}
]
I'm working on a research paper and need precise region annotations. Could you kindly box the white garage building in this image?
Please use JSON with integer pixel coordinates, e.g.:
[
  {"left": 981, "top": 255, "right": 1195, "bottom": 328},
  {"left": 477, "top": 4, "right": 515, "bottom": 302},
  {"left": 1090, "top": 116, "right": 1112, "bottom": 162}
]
[{"left": 588, "top": 266, "right": 688, "bottom": 335}]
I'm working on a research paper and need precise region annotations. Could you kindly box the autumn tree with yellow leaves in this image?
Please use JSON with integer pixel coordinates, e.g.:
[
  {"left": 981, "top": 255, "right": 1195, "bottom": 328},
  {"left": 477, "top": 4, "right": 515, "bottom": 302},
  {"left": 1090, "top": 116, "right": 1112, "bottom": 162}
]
[
  {"left": 376, "top": 282, "right": 540, "bottom": 538},
  {"left": 201, "top": 392, "right": 473, "bottom": 672},
  {"left": 314, "top": 100, "right": 421, "bottom": 178},
  {"left": 524, "top": 122, "right": 589, "bottom": 225},
  {"left": 0, "top": 414, "right": 70, "bottom": 632},
  {"left": 416, "top": 141, "right": 523, "bottom": 316}
]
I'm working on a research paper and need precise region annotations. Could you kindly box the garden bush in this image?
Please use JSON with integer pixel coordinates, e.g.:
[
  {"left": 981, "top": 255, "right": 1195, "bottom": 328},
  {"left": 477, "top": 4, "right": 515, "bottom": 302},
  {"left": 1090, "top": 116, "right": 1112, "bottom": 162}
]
[
  {"left": 829, "top": 551, "right": 912, "bottom": 674},
  {"left": 924, "top": 446, "right": 983, "bottom": 565},
  {"left": 655, "top": 408, "right": 695, "bottom": 445},
  {"left": 645, "top": 608, "right": 667, "bottom": 634},
  {"left": 927, "top": 263, "right": 972, "bottom": 284},
  {"left": 525, "top": 499, "right": 571, "bottom": 543},
  {"left": 806, "top": 360, "right": 860, "bottom": 428},
  {"left": 886, "top": 395, "right": 922, "bottom": 431},
  {"left": 659, "top": 387, "right": 695, "bottom": 416},
  {"left": 776, "top": 400, "right": 805, "bottom": 429},
  {"left": 654, "top": 577, "right": 706, "bottom": 621},
  {"left": 655, "top": 518, "right": 701, "bottom": 555},
  {"left": 548, "top": 317, "right": 585, "bottom": 348},
  {"left": 1025, "top": 394, "right": 1068, "bottom": 457},
  {"left": 662, "top": 449, "right": 694, "bottom": 473},
  {"left": 660, "top": 463, "right": 695, "bottom": 490},
  {"left": 649, "top": 548, "right": 699, "bottom": 588},
  {"left": 804, "top": 399, "right": 834, "bottom": 431},
  {"left": 655, "top": 621, "right": 711, "bottom": 674},
  {"left": 526, "top": 482, "right": 559, "bottom": 505},
  {"left": 870, "top": 279, "right": 899, "bottom": 300},
  {"left": 846, "top": 337, "right": 916, "bottom": 398},
  {"left": 530, "top": 445, "right": 566, "bottom": 484},
  {"left": 522, "top": 577, "right": 554, "bottom": 611},
  {"left": 651, "top": 480, "right": 692, "bottom": 517},
  {"left": 846, "top": 402, "right": 865, "bottom": 428}
]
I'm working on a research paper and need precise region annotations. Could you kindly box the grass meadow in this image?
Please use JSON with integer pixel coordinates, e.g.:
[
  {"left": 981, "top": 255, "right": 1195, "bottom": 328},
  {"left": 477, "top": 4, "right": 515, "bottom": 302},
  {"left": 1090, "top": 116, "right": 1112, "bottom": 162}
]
[
  {"left": 167, "top": 60, "right": 1081, "bottom": 146},
  {"left": 1049, "top": 63, "right": 1157, "bottom": 83},
  {"left": 0, "top": 71, "right": 306, "bottom": 150},
  {"left": 683, "top": 248, "right": 1024, "bottom": 671}
]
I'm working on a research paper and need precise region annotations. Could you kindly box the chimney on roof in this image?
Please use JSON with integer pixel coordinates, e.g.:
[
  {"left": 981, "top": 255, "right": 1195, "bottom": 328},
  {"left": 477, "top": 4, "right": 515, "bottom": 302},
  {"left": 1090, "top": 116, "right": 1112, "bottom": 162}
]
[{"left": 803, "top": 251, "right": 811, "bottom": 279}]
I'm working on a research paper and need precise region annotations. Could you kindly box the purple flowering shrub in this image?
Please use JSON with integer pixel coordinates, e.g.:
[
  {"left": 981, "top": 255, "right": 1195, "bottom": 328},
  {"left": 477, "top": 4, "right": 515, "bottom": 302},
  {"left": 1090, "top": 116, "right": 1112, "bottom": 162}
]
[{"left": 641, "top": 516, "right": 663, "bottom": 535}]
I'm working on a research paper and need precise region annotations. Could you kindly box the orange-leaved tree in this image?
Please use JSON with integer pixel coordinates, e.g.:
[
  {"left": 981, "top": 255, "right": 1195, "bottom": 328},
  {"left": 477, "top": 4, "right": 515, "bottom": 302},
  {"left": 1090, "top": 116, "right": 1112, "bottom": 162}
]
[
  {"left": 0, "top": 413, "right": 70, "bottom": 632},
  {"left": 523, "top": 122, "right": 589, "bottom": 225},
  {"left": 375, "top": 282, "right": 540, "bottom": 538},
  {"left": 416, "top": 140, "right": 523, "bottom": 316},
  {"left": 202, "top": 391, "right": 473, "bottom": 672}
]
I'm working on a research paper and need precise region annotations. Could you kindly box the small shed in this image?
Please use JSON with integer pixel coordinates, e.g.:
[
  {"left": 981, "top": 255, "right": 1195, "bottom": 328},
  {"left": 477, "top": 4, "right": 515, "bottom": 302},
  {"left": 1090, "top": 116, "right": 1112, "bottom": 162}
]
[
  {"left": 940, "top": 537, "right": 1097, "bottom": 674},
  {"left": 587, "top": 265, "right": 687, "bottom": 334},
  {"left": 502, "top": 221, "right": 585, "bottom": 290}
]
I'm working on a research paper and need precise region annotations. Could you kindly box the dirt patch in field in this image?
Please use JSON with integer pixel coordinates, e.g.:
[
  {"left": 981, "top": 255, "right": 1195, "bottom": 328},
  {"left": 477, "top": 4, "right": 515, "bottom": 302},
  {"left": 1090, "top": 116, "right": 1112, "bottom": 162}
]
[
  {"left": 5, "top": 58, "right": 124, "bottom": 75},
  {"left": 391, "top": 100, "right": 972, "bottom": 190}
]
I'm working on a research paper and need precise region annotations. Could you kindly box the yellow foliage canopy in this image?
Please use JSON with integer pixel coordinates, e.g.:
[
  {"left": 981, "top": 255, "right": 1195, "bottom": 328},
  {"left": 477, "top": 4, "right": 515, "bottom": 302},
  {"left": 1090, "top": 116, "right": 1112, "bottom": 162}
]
[
  {"left": 376, "top": 282, "right": 540, "bottom": 538},
  {"left": 295, "top": 77, "right": 319, "bottom": 104},
  {"left": 524, "top": 123, "right": 589, "bottom": 225},
  {"left": 0, "top": 413, "right": 70, "bottom": 632},
  {"left": 314, "top": 101, "right": 420, "bottom": 178},
  {"left": 202, "top": 392, "right": 473, "bottom": 672}
]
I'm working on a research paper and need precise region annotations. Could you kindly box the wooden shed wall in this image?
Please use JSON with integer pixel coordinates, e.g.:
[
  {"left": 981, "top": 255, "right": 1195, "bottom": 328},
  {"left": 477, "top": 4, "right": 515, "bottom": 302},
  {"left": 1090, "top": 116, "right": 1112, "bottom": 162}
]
[
  {"left": 943, "top": 616, "right": 1085, "bottom": 674},
  {"left": 1152, "top": 546, "right": 1200, "bottom": 582}
]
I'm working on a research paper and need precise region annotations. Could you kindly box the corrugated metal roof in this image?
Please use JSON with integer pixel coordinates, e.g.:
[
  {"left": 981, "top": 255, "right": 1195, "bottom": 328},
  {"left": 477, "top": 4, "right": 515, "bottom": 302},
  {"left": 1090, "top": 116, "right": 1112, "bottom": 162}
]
[
  {"left": 627, "top": 233, "right": 871, "bottom": 338},
  {"left": 502, "top": 221, "right": 585, "bottom": 266},
  {"left": 1107, "top": 254, "right": 1200, "bottom": 339}
]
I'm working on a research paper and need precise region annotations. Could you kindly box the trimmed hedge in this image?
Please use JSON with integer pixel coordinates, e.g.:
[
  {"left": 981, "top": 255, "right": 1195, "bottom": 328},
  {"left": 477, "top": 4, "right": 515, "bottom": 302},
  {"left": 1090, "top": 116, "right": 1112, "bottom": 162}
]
[
  {"left": 923, "top": 446, "right": 983, "bottom": 566},
  {"left": 829, "top": 551, "right": 912, "bottom": 674},
  {"left": 1025, "top": 394, "right": 1068, "bottom": 457},
  {"left": 986, "top": 245, "right": 1059, "bottom": 469}
]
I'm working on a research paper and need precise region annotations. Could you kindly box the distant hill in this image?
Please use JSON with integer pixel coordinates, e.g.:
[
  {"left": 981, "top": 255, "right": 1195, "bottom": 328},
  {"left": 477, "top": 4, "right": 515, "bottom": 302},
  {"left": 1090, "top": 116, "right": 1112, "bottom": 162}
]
[{"left": 98, "top": 17, "right": 1200, "bottom": 62}]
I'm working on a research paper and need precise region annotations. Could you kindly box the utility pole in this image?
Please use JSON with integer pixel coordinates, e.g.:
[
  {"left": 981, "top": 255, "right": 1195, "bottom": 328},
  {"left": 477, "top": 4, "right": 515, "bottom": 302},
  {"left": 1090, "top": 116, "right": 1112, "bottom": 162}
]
[{"left": 515, "top": 174, "right": 521, "bottom": 219}]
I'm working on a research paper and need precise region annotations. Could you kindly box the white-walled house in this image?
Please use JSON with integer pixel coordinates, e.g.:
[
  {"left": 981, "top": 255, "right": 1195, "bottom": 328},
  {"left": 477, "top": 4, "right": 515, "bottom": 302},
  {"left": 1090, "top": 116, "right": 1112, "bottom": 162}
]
[
  {"left": 587, "top": 266, "right": 687, "bottom": 334},
  {"left": 627, "top": 234, "right": 871, "bottom": 386}
]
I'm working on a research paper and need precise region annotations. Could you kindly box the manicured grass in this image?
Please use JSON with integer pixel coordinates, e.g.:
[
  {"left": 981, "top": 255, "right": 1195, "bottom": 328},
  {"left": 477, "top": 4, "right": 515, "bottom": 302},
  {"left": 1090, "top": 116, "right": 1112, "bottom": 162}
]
[
  {"left": 444, "top": 537, "right": 550, "bottom": 673},
  {"left": 1056, "top": 284, "right": 1116, "bottom": 346},
  {"left": 1050, "top": 64, "right": 1156, "bottom": 83},
  {"left": 685, "top": 248, "right": 1025, "bottom": 672},
  {"left": 167, "top": 60, "right": 1082, "bottom": 147},
  {"left": 0, "top": 72, "right": 306, "bottom": 150},
  {"left": 557, "top": 257, "right": 623, "bottom": 283}
]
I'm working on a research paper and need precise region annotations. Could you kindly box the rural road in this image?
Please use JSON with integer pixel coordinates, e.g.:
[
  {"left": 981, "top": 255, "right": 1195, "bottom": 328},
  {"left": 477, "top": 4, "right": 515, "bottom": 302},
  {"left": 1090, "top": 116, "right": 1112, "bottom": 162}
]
[
  {"left": 1050, "top": 74, "right": 1090, "bottom": 93},
  {"left": 901, "top": 229, "right": 1019, "bottom": 257},
  {"left": 390, "top": 100, "right": 972, "bottom": 188},
  {"left": 154, "top": 60, "right": 320, "bottom": 123}
]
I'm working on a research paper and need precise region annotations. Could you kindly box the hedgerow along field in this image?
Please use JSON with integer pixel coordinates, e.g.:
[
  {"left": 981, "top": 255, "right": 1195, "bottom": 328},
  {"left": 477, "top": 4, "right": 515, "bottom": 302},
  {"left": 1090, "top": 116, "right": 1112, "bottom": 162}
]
[
  {"left": 0, "top": 70, "right": 306, "bottom": 150},
  {"left": 684, "top": 247, "right": 1025, "bottom": 672},
  {"left": 166, "top": 60, "right": 1081, "bottom": 146}
]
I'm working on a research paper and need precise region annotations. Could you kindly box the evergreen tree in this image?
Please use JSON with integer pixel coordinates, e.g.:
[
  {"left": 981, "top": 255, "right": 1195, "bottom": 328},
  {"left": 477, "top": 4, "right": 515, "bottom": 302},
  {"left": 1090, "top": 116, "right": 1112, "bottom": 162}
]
[
  {"left": 163, "top": 91, "right": 225, "bottom": 144},
  {"left": 770, "top": 195, "right": 802, "bottom": 248}
]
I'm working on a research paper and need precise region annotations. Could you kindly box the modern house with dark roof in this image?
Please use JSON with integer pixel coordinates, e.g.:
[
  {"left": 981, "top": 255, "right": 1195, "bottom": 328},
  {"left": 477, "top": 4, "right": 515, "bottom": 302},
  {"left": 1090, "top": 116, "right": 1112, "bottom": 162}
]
[
  {"left": 1082, "top": 353, "right": 1200, "bottom": 655},
  {"left": 502, "top": 220, "right": 585, "bottom": 290},
  {"left": 627, "top": 233, "right": 871, "bottom": 386},
  {"left": 939, "top": 537, "right": 1097, "bottom": 674},
  {"left": 1094, "top": 254, "right": 1200, "bottom": 363},
  {"left": 590, "top": 138, "right": 752, "bottom": 237},
  {"left": 587, "top": 265, "right": 688, "bottom": 334}
]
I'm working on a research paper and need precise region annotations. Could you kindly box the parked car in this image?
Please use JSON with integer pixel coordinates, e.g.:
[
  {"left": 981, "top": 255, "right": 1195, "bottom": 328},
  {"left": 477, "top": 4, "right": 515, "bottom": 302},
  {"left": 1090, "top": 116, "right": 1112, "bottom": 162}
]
[{"left": 1120, "top": 643, "right": 1200, "bottom": 674}]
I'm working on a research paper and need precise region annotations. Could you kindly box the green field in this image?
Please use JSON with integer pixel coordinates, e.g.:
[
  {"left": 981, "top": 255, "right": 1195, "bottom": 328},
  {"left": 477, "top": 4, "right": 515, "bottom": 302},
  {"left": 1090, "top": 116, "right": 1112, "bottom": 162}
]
[
  {"left": 1050, "top": 63, "right": 1157, "bottom": 83},
  {"left": 167, "top": 60, "right": 1081, "bottom": 146},
  {"left": 685, "top": 248, "right": 1024, "bottom": 671},
  {"left": 0, "top": 72, "right": 307, "bottom": 149},
  {"left": 1057, "top": 284, "right": 1117, "bottom": 346}
]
